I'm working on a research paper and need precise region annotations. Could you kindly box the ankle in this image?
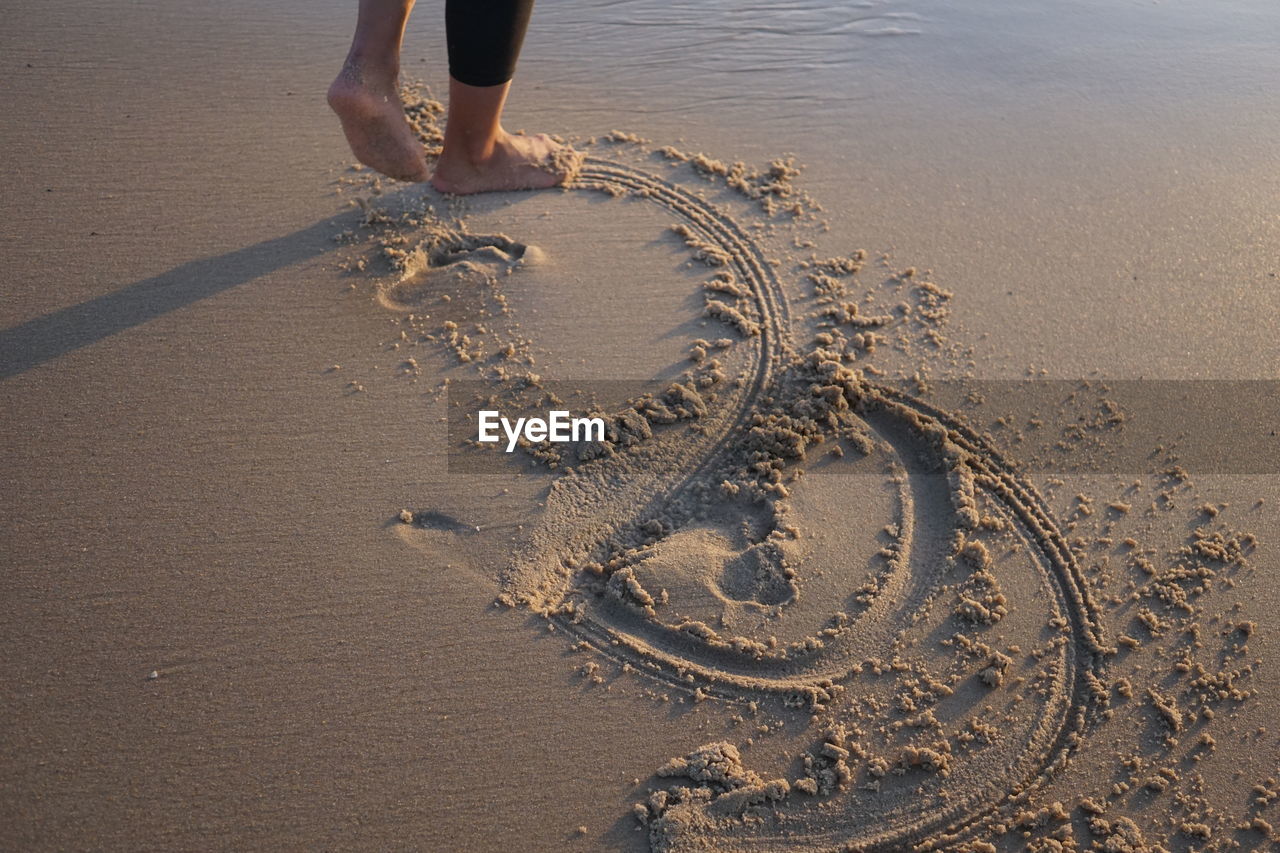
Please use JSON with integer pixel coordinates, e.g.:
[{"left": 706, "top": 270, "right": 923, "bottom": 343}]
[
  {"left": 339, "top": 50, "right": 399, "bottom": 90},
  {"left": 448, "top": 129, "right": 514, "bottom": 168}
]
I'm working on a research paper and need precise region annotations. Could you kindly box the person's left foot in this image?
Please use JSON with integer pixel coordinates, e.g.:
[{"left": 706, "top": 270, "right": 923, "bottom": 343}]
[
  {"left": 327, "top": 60, "right": 430, "bottom": 182},
  {"left": 430, "top": 131, "right": 579, "bottom": 194}
]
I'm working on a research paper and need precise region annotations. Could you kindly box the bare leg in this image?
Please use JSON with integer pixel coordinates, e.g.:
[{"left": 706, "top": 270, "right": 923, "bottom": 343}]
[
  {"left": 327, "top": 0, "right": 430, "bottom": 182},
  {"left": 430, "top": 77, "right": 576, "bottom": 195}
]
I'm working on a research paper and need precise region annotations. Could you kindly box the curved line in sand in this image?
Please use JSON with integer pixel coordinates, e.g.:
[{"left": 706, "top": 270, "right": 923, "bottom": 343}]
[{"left": 509, "top": 159, "right": 1107, "bottom": 851}]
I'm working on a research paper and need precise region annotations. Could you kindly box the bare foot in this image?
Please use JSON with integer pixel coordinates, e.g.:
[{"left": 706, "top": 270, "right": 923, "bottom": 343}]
[
  {"left": 327, "top": 61, "right": 429, "bottom": 183},
  {"left": 431, "top": 131, "right": 579, "bottom": 195}
]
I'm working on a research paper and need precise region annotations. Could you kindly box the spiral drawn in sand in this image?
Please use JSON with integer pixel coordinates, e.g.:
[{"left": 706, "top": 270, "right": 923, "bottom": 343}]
[{"left": 494, "top": 157, "right": 1110, "bottom": 852}]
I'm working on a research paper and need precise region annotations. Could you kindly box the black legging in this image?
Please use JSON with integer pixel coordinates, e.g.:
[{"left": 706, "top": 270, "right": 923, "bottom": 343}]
[{"left": 446, "top": 0, "right": 535, "bottom": 88}]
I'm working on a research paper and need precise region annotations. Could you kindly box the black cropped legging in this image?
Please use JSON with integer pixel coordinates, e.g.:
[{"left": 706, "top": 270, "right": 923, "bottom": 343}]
[{"left": 446, "top": 0, "right": 535, "bottom": 88}]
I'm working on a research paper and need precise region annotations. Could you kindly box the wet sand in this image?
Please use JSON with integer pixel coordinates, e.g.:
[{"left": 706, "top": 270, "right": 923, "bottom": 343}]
[{"left": 3, "top": 1, "right": 1279, "bottom": 851}]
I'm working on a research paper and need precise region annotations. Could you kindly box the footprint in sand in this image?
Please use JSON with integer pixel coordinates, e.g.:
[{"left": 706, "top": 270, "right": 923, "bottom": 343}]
[{"left": 378, "top": 233, "right": 538, "bottom": 311}]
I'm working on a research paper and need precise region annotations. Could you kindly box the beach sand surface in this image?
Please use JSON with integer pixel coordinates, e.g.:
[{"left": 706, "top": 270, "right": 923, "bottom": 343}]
[{"left": 3, "top": 1, "right": 1279, "bottom": 850}]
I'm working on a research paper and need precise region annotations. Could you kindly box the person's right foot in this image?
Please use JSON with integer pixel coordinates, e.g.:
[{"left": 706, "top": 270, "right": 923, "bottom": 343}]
[{"left": 327, "top": 61, "right": 430, "bottom": 183}]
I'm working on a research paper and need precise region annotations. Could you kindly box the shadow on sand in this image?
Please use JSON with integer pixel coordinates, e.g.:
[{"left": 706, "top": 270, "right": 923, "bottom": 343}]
[{"left": 0, "top": 214, "right": 356, "bottom": 380}]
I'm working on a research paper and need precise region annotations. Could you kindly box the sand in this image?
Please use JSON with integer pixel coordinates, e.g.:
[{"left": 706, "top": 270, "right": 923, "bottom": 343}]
[{"left": 3, "top": 0, "right": 1280, "bottom": 851}]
